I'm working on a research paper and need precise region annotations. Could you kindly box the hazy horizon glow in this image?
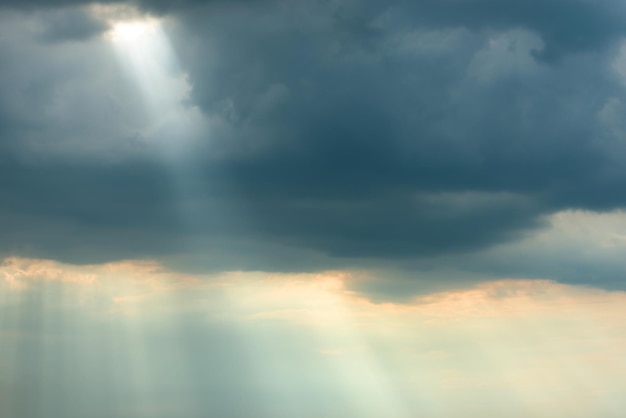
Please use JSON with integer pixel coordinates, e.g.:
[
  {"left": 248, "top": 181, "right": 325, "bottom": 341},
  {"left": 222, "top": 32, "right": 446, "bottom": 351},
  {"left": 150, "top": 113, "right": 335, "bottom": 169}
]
[{"left": 2, "top": 256, "right": 626, "bottom": 417}]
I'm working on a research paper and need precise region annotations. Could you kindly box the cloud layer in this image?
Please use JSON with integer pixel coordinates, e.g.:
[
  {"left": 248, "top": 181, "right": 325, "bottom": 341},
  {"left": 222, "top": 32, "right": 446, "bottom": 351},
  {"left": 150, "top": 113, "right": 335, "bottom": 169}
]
[{"left": 1, "top": 0, "right": 626, "bottom": 292}]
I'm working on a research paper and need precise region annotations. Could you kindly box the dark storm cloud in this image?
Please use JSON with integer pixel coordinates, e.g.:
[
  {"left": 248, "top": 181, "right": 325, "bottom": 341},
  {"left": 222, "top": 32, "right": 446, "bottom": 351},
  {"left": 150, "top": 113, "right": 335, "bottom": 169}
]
[
  {"left": 0, "top": 157, "right": 181, "bottom": 263},
  {"left": 0, "top": 0, "right": 112, "bottom": 10},
  {"left": 398, "top": 0, "right": 626, "bottom": 61},
  {"left": 2, "top": 0, "right": 625, "bottom": 59},
  {"left": 0, "top": 0, "right": 256, "bottom": 12},
  {"left": 2, "top": 0, "right": 626, "bottom": 286},
  {"left": 139, "top": 0, "right": 626, "bottom": 62},
  {"left": 37, "top": 8, "right": 109, "bottom": 42},
  {"left": 161, "top": 0, "right": 626, "bottom": 255}
]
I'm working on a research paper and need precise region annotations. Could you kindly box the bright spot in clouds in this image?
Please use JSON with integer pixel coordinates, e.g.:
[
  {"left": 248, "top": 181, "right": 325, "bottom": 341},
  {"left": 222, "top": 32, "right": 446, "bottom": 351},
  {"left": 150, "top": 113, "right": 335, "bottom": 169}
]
[
  {"left": 109, "top": 20, "right": 159, "bottom": 43},
  {"left": 105, "top": 14, "right": 207, "bottom": 157}
]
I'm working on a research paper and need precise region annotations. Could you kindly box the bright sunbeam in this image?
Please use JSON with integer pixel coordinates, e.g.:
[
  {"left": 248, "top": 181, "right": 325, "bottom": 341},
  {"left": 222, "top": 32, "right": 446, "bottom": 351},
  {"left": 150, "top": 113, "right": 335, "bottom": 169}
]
[
  {"left": 108, "top": 18, "right": 180, "bottom": 115},
  {"left": 106, "top": 13, "right": 214, "bottom": 243},
  {"left": 105, "top": 14, "right": 408, "bottom": 418},
  {"left": 110, "top": 21, "right": 158, "bottom": 44},
  {"left": 106, "top": 16, "right": 205, "bottom": 157}
]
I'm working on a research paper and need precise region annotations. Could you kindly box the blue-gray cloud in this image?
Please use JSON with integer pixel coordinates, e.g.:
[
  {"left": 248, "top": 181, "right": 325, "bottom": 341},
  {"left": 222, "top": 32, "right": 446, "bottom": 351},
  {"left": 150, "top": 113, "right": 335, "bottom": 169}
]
[
  {"left": 37, "top": 8, "right": 110, "bottom": 42},
  {"left": 1, "top": 0, "right": 626, "bottom": 289}
]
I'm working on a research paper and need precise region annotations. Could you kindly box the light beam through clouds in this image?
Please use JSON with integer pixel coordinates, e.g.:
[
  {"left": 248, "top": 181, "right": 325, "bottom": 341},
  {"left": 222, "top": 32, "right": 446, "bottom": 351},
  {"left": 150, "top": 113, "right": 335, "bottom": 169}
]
[
  {"left": 102, "top": 6, "right": 217, "bottom": 248},
  {"left": 104, "top": 11, "right": 206, "bottom": 158},
  {"left": 3, "top": 2, "right": 626, "bottom": 417}
]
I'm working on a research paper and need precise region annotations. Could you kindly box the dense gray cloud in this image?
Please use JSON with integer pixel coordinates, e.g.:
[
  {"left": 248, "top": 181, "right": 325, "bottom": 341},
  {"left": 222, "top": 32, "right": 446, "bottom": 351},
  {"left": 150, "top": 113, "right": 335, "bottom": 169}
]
[
  {"left": 1, "top": 0, "right": 626, "bottom": 288},
  {"left": 37, "top": 8, "right": 110, "bottom": 42}
]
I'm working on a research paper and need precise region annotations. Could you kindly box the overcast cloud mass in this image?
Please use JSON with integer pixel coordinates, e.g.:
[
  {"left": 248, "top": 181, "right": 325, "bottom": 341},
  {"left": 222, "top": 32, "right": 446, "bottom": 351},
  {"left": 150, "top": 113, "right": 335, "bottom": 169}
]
[
  {"left": 1, "top": 0, "right": 626, "bottom": 283},
  {"left": 2, "top": 0, "right": 626, "bottom": 416}
]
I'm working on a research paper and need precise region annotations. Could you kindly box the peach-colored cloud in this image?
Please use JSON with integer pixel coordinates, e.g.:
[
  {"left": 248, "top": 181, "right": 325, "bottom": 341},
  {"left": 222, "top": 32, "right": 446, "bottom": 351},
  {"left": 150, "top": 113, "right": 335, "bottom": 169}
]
[
  {"left": 4, "top": 256, "right": 626, "bottom": 332},
  {"left": 1, "top": 256, "right": 97, "bottom": 287},
  {"left": 0, "top": 256, "right": 200, "bottom": 289}
]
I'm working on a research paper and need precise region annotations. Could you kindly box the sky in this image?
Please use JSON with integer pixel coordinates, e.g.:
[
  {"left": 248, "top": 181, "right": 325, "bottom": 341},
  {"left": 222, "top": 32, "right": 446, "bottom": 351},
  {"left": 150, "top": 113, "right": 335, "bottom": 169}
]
[{"left": 1, "top": 0, "right": 626, "bottom": 416}]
